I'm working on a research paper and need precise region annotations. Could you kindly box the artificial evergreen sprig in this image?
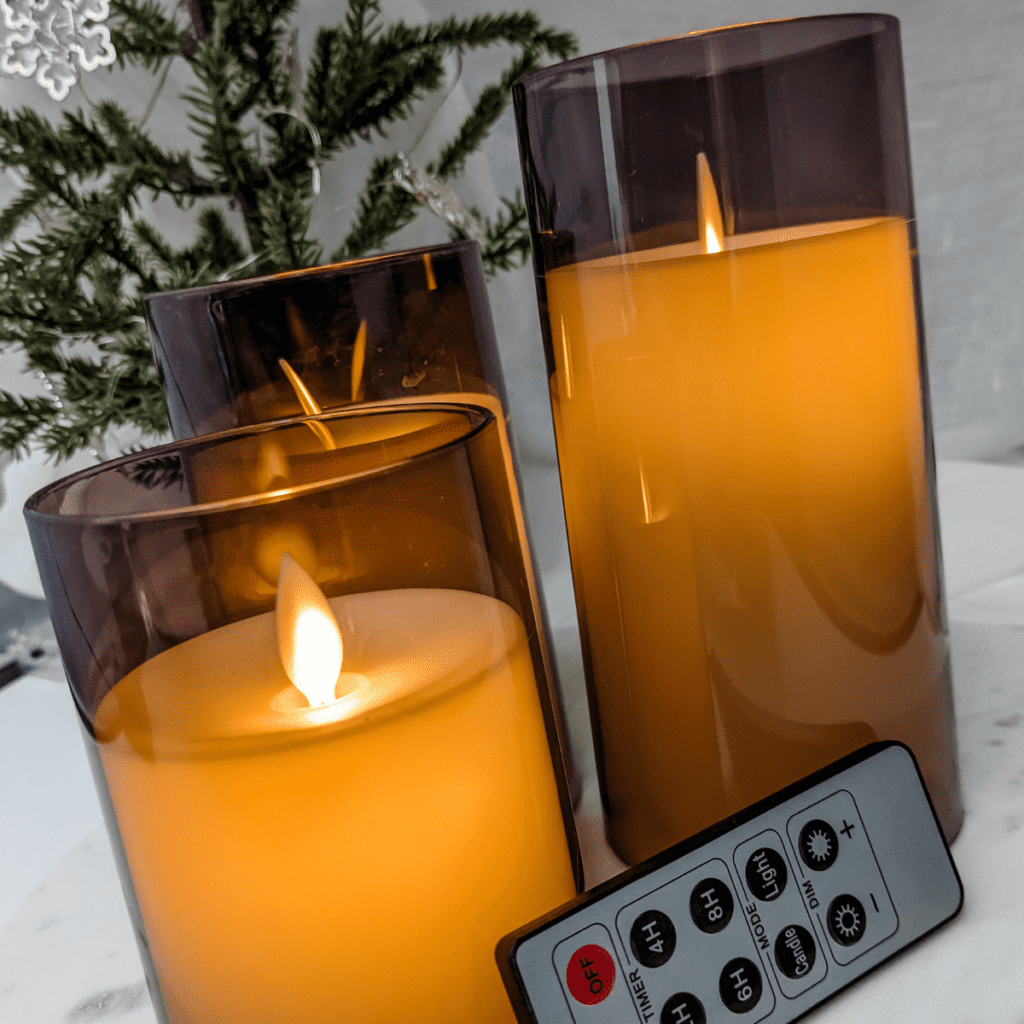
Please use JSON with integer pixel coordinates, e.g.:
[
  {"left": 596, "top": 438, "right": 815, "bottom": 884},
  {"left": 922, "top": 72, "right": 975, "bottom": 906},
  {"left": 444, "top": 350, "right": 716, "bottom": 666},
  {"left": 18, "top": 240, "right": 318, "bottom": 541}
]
[{"left": 0, "top": 0, "right": 576, "bottom": 458}]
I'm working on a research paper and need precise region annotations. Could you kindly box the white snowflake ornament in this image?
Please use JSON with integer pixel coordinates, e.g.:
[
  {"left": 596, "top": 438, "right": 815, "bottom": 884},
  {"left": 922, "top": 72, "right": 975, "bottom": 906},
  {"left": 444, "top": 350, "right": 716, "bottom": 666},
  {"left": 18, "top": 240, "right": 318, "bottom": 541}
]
[{"left": 2, "top": 0, "right": 116, "bottom": 101}]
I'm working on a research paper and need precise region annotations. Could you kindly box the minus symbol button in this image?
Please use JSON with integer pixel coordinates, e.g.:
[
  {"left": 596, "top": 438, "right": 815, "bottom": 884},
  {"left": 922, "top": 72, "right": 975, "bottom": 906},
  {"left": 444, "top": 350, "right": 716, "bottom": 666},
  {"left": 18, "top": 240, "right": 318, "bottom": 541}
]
[{"left": 870, "top": 893, "right": 880, "bottom": 913}]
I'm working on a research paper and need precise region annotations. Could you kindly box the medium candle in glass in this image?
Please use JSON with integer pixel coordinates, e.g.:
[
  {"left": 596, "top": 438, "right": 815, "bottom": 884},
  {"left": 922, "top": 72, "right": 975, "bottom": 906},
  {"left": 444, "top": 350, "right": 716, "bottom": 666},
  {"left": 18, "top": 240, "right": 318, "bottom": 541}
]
[
  {"left": 146, "top": 240, "right": 582, "bottom": 801},
  {"left": 25, "top": 405, "right": 582, "bottom": 1024},
  {"left": 514, "top": 15, "right": 962, "bottom": 864},
  {"left": 145, "top": 241, "right": 506, "bottom": 436}
]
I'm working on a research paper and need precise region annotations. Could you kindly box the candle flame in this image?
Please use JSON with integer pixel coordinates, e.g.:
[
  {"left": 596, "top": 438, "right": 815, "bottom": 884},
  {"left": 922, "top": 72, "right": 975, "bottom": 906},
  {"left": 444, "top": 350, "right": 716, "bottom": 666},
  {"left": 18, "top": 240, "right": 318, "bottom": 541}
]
[
  {"left": 276, "top": 552, "right": 343, "bottom": 708},
  {"left": 696, "top": 152, "right": 725, "bottom": 254},
  {"left": 279, "top": 357, "right": 322, "bottom": 417}
]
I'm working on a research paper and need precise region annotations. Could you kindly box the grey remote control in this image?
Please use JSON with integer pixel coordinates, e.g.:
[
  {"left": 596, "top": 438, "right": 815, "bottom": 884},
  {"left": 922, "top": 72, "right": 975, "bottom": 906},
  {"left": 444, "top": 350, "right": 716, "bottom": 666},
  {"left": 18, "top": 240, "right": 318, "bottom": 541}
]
[{"left": 497, "top": 742, "right": 961, "bottom": 1024}]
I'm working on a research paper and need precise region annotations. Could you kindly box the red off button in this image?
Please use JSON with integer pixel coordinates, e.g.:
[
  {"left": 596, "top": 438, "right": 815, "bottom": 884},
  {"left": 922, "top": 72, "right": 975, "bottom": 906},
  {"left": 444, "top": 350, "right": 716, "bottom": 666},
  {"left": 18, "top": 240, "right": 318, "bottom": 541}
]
[{"left": 565, "top": 943, "right": 616, "bottom": 1005}]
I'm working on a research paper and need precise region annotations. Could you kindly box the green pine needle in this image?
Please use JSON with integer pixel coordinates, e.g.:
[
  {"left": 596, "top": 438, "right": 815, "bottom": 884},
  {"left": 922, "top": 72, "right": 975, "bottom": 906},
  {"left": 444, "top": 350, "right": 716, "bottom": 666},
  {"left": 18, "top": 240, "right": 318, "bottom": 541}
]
[{"left": 0, "top": 0, "right": 577, "bottom": 459}]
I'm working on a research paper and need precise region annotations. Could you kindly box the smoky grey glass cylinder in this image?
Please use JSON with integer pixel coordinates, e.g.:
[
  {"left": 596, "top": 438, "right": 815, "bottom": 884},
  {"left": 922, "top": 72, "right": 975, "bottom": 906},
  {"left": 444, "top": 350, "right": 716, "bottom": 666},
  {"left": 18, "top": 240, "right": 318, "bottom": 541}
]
[
  {"left": 146, "top": 240, "right": 583, "bottom": 803},
  {"left": 25, "top": 404, "right": 583, "bottom": 1024},
  {"left": 514, "top": 15, "right": 961, "bottom": 865}
]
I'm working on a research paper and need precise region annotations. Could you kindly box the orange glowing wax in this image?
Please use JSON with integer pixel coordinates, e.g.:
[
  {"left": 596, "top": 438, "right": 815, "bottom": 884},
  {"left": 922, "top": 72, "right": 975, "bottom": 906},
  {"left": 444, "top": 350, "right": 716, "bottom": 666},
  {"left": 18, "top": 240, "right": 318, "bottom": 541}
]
[
  {"left": 95, "top": 587, "right": 575, "bottom": 1024},
  {"left": 545, "top": 202, "right": 956, "bottom": 863}
]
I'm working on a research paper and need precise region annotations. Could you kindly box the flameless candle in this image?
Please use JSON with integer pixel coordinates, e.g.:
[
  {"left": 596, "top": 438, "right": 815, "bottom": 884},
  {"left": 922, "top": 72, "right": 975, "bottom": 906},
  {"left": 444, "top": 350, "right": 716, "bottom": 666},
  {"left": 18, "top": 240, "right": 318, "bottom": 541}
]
[
  {"left": 544, "top": 193, "right": 949, "bottom": 862},
  {"left": 94, "top": 575, "right": 575, "bottom": 1024},
  {"left": 515, "top": 20, "right": 964, "bottom": 862},
  {"left": 146, "top": 241, "right": 583, "bottom": 803},
  {"left": 26, "top": 404, "right": 582, "bottom": 1024}
]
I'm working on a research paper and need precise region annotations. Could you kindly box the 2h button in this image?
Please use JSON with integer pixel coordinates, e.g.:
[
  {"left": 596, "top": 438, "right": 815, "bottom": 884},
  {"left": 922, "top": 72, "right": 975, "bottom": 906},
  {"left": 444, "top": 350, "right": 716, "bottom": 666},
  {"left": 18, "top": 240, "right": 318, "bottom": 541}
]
[{"left": 661, "top": 992, "right": 706, "bottom": 1024}]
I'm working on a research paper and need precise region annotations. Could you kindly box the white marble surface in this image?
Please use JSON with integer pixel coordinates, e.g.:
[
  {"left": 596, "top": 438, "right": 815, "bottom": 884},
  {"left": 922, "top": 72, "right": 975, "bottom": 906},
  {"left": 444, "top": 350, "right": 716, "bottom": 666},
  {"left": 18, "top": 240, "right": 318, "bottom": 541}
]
[{"left": 2, "top": 459, "right": 1024, "bottom": 1023}]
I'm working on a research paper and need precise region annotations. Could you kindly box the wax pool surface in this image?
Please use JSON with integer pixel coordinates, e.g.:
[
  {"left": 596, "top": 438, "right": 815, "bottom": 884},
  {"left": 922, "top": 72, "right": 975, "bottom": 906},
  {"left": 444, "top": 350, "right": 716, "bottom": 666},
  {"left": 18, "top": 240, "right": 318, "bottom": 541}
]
[
  {"left": 94, "top": 589, "right": 575, "bottom": 1024},
  {"left": 545, "top": 217, "right": 961, "bottom": 864}
]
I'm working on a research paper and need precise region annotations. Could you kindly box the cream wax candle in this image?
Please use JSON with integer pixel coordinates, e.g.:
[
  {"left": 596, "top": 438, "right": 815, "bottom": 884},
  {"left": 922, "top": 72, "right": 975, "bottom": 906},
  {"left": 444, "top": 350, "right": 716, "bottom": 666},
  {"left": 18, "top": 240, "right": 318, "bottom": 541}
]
[
  {"left": 94, "top": 581, "right": 576, "bottom": 1024},
  {"left": 544, "top": 183, "right": 957, "bottom": 863}
]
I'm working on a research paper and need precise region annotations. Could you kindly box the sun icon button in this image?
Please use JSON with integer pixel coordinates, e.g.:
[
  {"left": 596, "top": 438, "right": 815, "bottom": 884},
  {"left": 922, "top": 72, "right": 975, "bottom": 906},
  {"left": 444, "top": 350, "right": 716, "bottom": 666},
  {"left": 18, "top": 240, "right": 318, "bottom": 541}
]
[
  {"left": 827, "top": 894, "right": 867, "bottom": 946},
  {"left": 798, "top": 818, "right": 840, "bottom": 871}
]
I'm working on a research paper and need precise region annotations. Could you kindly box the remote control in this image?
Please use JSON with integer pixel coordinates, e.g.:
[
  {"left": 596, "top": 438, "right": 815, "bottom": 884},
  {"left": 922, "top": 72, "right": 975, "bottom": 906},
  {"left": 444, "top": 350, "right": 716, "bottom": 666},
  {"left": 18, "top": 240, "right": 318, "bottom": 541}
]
[{"left": 497, "top": 742, "right": 962, "bottom": 1024}]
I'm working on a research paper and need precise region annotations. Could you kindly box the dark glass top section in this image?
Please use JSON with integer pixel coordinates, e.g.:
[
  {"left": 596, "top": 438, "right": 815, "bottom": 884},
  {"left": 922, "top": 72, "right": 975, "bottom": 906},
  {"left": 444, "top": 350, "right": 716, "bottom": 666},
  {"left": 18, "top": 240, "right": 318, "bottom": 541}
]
[{"left": 514, "top": 15, "right": 913, "bottom": 267}]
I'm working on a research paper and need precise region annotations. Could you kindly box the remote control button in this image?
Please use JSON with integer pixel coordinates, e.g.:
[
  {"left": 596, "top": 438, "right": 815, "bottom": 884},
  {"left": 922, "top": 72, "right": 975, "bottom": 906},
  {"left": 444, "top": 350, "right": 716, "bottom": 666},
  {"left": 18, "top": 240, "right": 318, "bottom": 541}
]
[
  {"left": 689, "top": 877, "right": 734, "bottom": 934},
  {"left": 774, "top": 924, "right": 817, "bottom": 979},
  {"left": 719, "top": 957, "right": 763, "bottom": 1014},
  {"left": 799, "top": 819, "right": 840, "bottom": 871},
  {"left": 661, "top": 991, "right": 706, "bottom": 1024},
  {"left": 565, "top": 943, "right": 616, "bottom": 1005},
  {"left": 745, "top": 847, "right": 787, "bottom": 902},
  {"left": 827, "top": 894, "right": 867, "bottom": 946},
  {"left": 630, "top": 909, "right": 677, "bottom": 968}
]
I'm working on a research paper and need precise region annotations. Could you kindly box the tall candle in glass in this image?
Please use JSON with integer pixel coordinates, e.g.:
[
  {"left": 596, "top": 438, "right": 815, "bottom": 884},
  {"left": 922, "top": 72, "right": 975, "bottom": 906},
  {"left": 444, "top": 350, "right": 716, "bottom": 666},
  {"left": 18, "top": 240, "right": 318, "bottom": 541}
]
[
  {"left": 25, "top": 405, "right": 581, "bottom": 1024},
  {"left": 514, "top": 15, "right": 962, "bottom": 865}
]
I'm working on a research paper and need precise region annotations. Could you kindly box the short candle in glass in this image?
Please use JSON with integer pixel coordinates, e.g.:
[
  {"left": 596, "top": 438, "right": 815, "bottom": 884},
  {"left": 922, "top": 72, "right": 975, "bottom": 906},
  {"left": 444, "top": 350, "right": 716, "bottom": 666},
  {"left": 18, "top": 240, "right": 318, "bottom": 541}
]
[{"left": 25, "top": 405, "right": 581, "bottom": 1024}]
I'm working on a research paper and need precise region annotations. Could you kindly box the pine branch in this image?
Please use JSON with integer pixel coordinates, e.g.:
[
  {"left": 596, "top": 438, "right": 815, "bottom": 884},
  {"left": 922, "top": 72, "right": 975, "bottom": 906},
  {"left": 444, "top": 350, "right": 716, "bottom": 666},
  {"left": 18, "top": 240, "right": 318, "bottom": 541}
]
[
  {"left": 390, "top": 13, "right": 574, "bottom": 59},
  {"left": 214, "top": 0, "right": 298, "bottom": 117},
  {"left": 184, "top": 39, "right": 269, "bottom": 253},
  {"left": 259, "top": 176, "right": 322, "bottom": 270},
  {"left": 107, "top": 0, "right": 183, "bottom": 69},
  {"left": 476, "top": 193, "right": 532, "bottom": 276},
  {"left": 0, "top": 0, "right": 578, "bottom": 459},
  {"left": 189, "top": 207, "right": 247, "bottom": 274},
  {"left": 0, "top": 184, "right": 50, "bottom": 244},
  {"left": 92, "top": 103, "right": 218, "bottom": 199},
  {"left": 0, "top": 108, "right": 104, "bottom": 202},
  {"left": 331, "top": 155, "right": 418, "bottom": 262},
  {"left": 433, "top": 46, "right": 542, "bottom": 180},
  {"left": 0, "top": 393, "right": 62, "bottom": 455}
]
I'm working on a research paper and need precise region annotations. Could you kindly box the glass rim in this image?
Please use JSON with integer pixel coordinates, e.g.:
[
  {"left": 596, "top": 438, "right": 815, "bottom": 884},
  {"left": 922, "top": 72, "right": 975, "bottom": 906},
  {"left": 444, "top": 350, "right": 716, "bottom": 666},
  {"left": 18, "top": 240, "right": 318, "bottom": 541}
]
[
  {"left": 516, "top": 12, "right": 897, "bottom": 87},
  {"left": 143, "top": 239, "right": 482, "bottom": 302},
  {"left": 24, "top": 402, "right": 494, "bottom": 528}
]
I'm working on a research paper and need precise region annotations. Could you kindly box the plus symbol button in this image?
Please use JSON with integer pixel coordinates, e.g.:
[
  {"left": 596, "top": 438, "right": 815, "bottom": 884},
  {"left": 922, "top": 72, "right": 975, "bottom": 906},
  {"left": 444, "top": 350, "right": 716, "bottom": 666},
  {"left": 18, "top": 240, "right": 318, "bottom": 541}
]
[{"left": 840, "top": 819, "right": 856, "bottom": 839}]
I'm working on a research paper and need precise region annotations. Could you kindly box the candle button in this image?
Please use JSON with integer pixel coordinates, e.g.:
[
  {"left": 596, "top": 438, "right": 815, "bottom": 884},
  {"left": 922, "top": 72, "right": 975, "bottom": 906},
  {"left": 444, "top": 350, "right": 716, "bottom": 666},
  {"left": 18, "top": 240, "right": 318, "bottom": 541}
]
[{"left": 774, "top": 924, "right": 817, "bottom": 980}]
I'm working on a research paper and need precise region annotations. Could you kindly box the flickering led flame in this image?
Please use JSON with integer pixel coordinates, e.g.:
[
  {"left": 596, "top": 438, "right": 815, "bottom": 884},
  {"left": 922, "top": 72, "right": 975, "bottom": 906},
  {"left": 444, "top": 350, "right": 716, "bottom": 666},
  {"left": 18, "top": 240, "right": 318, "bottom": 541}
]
[
  {"left": 696, "top": 152, "right": 725, "bottom": 255},
  {"left": 276, "top": 553, "right": 343, "bottom": 708},
  {"left": 279, "top": 357, "right": 323, "bottom": 417}
]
